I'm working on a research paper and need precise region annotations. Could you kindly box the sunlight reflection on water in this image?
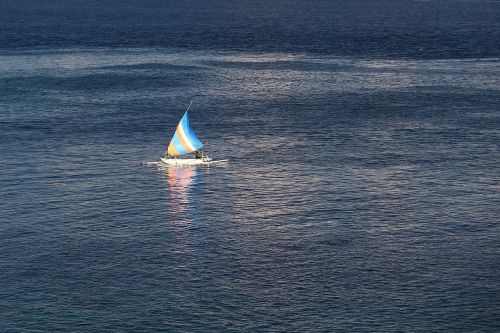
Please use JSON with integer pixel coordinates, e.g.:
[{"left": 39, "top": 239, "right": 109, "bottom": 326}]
[{"left": 0, "top": 48, "right": 499, "bottom": 332}]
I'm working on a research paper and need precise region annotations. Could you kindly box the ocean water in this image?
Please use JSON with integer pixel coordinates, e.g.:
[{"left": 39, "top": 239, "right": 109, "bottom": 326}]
[{"left": 1, "top": 1, "right": 499, "bottom": 332}]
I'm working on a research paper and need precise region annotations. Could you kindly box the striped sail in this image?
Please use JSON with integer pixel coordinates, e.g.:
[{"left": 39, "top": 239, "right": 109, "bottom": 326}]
[{"left": 167, "top": 111, "right": 203, "bottom": 156}]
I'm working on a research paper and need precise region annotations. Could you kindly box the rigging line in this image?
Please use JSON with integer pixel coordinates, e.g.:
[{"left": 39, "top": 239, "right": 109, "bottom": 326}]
[{"left": 185, "top": 100, "right": 193, "bottom": 113}]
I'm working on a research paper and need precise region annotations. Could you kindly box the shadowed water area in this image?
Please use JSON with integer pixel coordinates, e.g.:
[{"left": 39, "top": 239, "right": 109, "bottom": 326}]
[{"left": 1, "top": 1, "right": 499, "bottom": 332}]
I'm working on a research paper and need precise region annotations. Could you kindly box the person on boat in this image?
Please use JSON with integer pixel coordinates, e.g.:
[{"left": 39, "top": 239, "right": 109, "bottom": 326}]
[{"left": 195, "top": 150, "right": 203, "bottom": 159}]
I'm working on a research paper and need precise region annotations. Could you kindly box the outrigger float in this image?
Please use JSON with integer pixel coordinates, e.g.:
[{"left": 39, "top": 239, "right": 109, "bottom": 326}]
[{"left": 159, "top": 101, "right": 227, "bottom": 166}]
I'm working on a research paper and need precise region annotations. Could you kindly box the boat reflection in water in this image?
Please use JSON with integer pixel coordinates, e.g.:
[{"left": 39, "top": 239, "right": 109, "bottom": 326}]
[
  {"left": 161, "top": 166, "right": 201, "bottom": 255},
  {"left": 166, "top": 166, "right": 198, "bottom": 216},
  {"left": 163, "top": 167, "right": 199, "bottom": 241}
]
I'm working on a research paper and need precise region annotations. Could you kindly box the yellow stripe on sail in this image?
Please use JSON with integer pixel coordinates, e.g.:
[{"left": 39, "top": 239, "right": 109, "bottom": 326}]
[
  {"left": 168, "top": 142, "right": 180, "bottom": 156},
  {"left": 176, "top": 124, "right": 196, "bottom": 152}
]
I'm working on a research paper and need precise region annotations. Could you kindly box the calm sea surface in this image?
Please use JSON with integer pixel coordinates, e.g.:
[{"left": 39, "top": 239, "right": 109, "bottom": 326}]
[{"left": 1, "top": 1, "right": 499, "bottom": 332}]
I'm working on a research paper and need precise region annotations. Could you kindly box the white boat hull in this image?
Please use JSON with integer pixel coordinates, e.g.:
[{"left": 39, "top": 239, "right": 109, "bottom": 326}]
[{"left": 160, "top": 157, "right": 228, "bottom": 166}]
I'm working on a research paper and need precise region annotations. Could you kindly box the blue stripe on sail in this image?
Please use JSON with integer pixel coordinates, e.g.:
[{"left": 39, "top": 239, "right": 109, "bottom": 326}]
[
  {"left": 179, "top": 113, "right": 203, "bottom": 150},
  {"left": 171, "top": 133, "right": 188, "bottom": 155}
]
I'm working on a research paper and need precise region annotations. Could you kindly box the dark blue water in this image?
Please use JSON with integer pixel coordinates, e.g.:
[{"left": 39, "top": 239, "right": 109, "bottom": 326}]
[
  {"left": 1, "top": 1, "right": 499, "bottom": 332},
  {"left": 2, "top": 0, "right": 500, "bottom": 58}
]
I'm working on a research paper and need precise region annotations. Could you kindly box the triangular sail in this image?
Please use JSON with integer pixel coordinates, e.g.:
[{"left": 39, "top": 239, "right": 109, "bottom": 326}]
[{"left": 167, "top": 111, "right": 203, "bottom": 156}]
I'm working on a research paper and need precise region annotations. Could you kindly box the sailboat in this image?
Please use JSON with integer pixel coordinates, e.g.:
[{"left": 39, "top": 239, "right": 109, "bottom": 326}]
[{"left": 160, "top": 102, "right": 228, "bottom": 166}]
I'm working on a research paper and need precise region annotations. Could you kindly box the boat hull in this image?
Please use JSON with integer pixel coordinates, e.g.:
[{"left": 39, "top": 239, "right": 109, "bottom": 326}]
[{"left": 160, "top": 157, "right": 228, "bottom": 166}]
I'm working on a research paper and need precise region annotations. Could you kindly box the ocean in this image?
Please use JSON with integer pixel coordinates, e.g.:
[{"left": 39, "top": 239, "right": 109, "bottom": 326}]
[{"left": 1, "top": 0, "right": 499, "bottom": 331}]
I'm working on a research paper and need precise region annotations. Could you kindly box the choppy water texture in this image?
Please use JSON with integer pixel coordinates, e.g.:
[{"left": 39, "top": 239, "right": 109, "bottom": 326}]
[{"left": 1, "top": 1, "right": 500, "bottom": 332}]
